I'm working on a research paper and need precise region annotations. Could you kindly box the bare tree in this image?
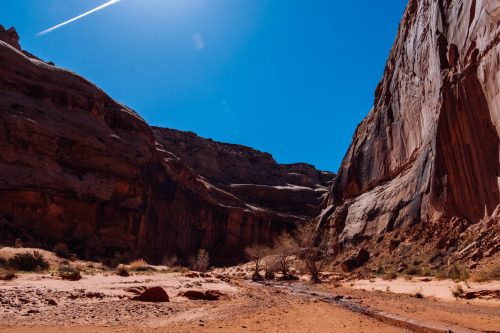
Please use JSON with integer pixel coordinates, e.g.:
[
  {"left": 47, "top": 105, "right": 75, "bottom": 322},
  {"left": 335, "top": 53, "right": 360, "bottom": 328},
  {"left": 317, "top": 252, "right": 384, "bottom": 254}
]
[
  {"left": 272, "top": 231, "right": 297, "bottom": 279},
  {"left": 245, "top": 244, "right": 270, "bottom": 280},
  {"left": 189, "top": 249, "right": 210, "bottom": 272},
  {"left": 294, "top": 221, "right": 332, "bottom": 283},
  {"left": 196, "top": 249, "right": 210, "bottom": 273}
]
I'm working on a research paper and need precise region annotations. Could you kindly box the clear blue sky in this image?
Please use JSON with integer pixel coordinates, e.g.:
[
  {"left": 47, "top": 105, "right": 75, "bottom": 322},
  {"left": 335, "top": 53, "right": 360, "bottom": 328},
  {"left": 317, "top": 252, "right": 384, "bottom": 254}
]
[{"left": 1, "top": 0, "right": 408, "bottom": 172}]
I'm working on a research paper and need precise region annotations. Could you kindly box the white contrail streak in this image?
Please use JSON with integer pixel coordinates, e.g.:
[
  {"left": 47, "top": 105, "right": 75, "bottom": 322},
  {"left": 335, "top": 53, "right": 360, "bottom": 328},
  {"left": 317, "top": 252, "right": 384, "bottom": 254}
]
[{"left": 36, "top": 0, "right": 123, "bottom": 36}]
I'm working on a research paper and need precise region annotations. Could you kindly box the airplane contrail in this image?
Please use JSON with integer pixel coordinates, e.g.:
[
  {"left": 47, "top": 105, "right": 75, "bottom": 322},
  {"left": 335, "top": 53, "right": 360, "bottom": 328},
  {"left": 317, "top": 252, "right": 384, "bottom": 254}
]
[{"left": 36, "top": 0, "right": 123, "bottom": 36}]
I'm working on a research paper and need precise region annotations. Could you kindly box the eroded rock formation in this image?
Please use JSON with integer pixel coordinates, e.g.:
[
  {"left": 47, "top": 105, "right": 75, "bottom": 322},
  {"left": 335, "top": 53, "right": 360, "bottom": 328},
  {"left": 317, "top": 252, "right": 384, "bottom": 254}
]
[
  {"left": 0, "top": 25, "right": 334, "bottom": 264},
  {"left": 322, "top": 0, "right": 500, "bottom": 251}
]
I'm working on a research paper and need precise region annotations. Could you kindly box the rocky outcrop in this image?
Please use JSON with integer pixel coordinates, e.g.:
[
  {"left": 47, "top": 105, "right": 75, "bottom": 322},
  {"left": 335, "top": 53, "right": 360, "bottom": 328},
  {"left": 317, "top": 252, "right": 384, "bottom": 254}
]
[
  {"left": 153, "top": 128, "right": 334, "bottom": 216},
  {"left": 0, "top": 25, "right": 333, "bottom": 265},
  {"left": 322, "top": 0, "right": 500, "bottom": 250}
]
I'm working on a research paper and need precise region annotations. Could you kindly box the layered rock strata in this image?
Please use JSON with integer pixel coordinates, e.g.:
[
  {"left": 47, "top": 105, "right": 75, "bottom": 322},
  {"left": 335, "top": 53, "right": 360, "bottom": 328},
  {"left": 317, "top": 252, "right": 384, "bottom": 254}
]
[
  {"left": 322, "top": 0, "right": 500, "bottom": 250},
  {"left": 0, "top": 25, "right": 334, "bottom": 264}
]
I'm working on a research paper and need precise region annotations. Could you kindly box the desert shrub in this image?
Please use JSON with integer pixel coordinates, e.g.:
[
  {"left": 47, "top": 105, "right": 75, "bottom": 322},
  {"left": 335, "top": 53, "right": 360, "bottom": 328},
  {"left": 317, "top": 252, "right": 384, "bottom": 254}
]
[
  {"left": 7, "top": 251, "right": 49, "bottom": 271},
  {"left": 53, "top": 242, "right": 71, "bottom": 259},
  {"left": 169, "top": 265, "right": 189, "bottom": 273},
  {"left": 129, "top": 259, "right": 148, "bottom": 271},
  {"left": 60, "top": 270, "right": 82, "bottom": 281},
  {"left": 116, "top": 265, "right": 130, "bottom": 277},
  {"left": 162, "top": 255, "right": 178, "bottom": 267},
  {"left": 421, "top": 266, "right": 432, "bottom": 276},
  {"left": 0, "top": 269, "right": 17, "bottom": 281},
  {"left": 102, "top": 257, "right": 120, "bottom": 270},
  {"left": 406, "top": 265, "right": 422, "bottom": 276},
  {"left": 58, "top": 262, "right": 74, "bottom": 272},
  {"left": 488, "top": 264, "right": 500, "bottom": 280},
  {"left": 469, "top": 271, "right": 490, "bottom": 283},
  {"left": 448, "top": 263, "right": 469, "bottom": 281},
  {"left": 434, "top": 269, "right": 449, "bottom": 280},
  {"left": 195, "top": 249, "right": 210, "bottom": 273},
  {"left": 383, "top": 271, "right": 397, "bottom": 280},
  {"left": 470, "top": 264, "right": 500, "bottom": 282},
  {"left": 452, "top": 284, "right": 465, "bottom": 298}
]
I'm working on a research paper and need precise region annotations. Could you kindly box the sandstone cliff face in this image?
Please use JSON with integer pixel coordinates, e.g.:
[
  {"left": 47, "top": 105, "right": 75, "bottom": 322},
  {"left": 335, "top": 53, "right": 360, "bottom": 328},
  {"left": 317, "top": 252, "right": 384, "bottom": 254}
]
[
  {"left": 323, "top": 0, "right": 500, "bottom": 249},
  {"left": 0, "top": 26, "right": 334, "bottom": 264}
]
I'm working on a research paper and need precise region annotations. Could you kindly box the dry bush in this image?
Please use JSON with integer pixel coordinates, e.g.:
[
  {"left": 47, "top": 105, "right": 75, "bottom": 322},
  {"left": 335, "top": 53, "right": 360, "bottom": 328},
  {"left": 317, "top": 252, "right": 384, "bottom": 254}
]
[
  {"left": 406, "top": 265, "right": 422, "bottom": 275},
  {"left": 169, "top": 265, "right": 189, "bottom": 273},
  {"left": 452, "top": 284, "right": 465, "bottom": 298},
  {"left": 116, "top": 265, "right": 130, "bottom": 277},
  {"left": 421, "top": 266, "right": 432, "bottom": 276},
  {"left": 60, "top": 270, "right": 82, "bottom": 281},
  {"left": 7, "top": 251, "right": 49, "bottom": 271},
  {"left": 383, "top": 271, "right": 397, "bottom": 280},
  {"left": 129, "top": 259, "right": 148, "bottom": 271},
  {"left": 447, "top": 263, "right": 469, "bottom": 281},
  {"left": 0, "top": 269, "right": 17, "bottom": 281},
  {"left": 162, "top": 254, "right": 178, "bottom": 267},
  {"left": 470, "top": 264, "right": 500, "bottom": 282},
  {"left": 488, "top": 264, "right": 500, "bottom": 280},
  {"left": 53, "top": 242, "right": 71, "bottom": 259}
]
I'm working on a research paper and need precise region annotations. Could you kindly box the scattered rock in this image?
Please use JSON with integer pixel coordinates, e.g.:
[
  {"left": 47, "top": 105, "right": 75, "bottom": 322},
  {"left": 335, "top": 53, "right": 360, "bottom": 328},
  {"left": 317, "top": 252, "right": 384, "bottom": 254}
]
[
  {"left": 179, "top": 290, "right": 227, "bottom": 301},
  {"left": 184, "top": 273, "right": 200, "bottom": 278}
]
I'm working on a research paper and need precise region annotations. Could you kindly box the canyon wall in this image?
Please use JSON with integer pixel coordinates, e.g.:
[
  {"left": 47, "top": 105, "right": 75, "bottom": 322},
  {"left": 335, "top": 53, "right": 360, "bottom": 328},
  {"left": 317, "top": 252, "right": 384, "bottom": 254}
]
[
  {"left": 0, "top": 25, "right": 333, "bottom": 264},
  {"left": 322, "top": 0, "right": 500, "bottom": 249}
]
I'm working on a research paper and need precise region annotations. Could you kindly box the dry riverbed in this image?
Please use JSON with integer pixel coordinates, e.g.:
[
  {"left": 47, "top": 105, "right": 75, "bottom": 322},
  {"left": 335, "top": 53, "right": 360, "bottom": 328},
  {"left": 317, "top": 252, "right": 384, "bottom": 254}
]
[{"left": 1, "top": 268, "right": 500, "bottom": 333}]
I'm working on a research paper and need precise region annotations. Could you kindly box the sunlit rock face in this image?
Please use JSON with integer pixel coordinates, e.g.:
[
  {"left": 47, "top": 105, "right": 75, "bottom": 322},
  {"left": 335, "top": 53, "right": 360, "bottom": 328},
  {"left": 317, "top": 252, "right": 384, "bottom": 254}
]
[
  {"left": 0, "top": 25, "right": 334, "bottom": 264},
  {"left": 322, "top": 0, "right": 500, "bottom": 248}
]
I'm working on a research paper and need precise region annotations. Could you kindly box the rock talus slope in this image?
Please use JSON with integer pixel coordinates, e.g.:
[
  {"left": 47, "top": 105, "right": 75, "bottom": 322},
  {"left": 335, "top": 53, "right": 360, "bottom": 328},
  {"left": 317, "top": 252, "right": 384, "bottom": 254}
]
[
  {"left": 322, "top": 0, "right": 500, "bottom": 249},
  {"left": 0, "top": 25, "right": 334, "bottom": 264}
]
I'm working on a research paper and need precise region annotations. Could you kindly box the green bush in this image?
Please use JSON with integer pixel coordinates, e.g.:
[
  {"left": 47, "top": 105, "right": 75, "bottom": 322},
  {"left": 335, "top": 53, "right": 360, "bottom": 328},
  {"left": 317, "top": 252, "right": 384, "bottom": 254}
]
[{"left": 7, "top": 251, "right": 49, "bottom": 271}]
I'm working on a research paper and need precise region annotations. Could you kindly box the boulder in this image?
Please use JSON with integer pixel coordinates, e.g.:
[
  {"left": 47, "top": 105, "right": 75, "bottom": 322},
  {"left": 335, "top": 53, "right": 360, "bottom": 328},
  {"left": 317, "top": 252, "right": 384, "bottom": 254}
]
[
  {"left": 340, "top": 249, "right": 370, "bottom": 272},
  {"left": 179, "top": 290, "right": 226, "bottom": 301},
  {"left": 131, "top": 287, "right": 169, "bottom": 302}
]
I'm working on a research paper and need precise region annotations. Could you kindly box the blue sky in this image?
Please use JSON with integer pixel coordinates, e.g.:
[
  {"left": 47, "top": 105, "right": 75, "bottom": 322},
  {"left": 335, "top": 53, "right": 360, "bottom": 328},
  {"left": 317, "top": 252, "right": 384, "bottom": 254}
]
[{"left": 1, "top": 0, "right": 408, "bottom": 172}]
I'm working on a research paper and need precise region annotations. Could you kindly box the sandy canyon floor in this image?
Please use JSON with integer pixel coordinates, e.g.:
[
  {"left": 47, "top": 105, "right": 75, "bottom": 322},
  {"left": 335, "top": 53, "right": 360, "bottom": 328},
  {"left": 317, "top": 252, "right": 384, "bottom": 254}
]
[{"left": 1, "top": 265, "right": 500, "bottom": 333}]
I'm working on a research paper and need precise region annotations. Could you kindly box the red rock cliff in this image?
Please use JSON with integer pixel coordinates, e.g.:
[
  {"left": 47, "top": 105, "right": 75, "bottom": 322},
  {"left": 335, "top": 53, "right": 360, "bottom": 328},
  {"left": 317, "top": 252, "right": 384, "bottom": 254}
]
[
  {"left": 322, "top": 0, "right": 500, "bottom": 248},
  {"left": 0, "top": 25, "right": 333, "bottom": 264}
]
